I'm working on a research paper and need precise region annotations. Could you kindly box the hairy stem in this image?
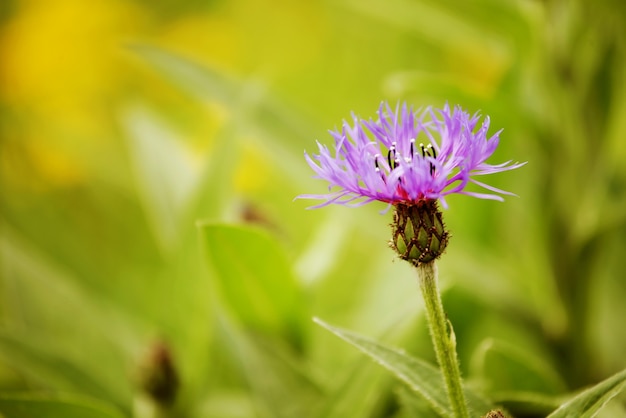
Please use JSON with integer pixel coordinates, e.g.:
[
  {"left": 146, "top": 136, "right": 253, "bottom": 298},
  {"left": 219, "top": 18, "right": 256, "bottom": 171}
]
[{"left": 417, "top": 262, "right": 469, "bottom": 418}]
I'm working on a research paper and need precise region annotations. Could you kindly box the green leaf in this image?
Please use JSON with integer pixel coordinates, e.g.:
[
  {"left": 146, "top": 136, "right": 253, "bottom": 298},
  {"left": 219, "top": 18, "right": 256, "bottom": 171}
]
[
  {"left": 314, "top": 318, "right": 494, "bottom": 418},
  {"left": 199, "top": 223, "right": 305, "bottom": 345},
  {"left": 547, "top": 368, "right": 626, "bottom": 418},
  {"left": 0, "top": 393, "right": 124, "bottom": 418}
]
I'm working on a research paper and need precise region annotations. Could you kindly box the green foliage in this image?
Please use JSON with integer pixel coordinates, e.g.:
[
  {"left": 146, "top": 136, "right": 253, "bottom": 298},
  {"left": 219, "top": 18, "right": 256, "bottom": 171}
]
[
  {"left": 473, "top": 339, "right": 566, "bottom": 393},
  {"left": 199, "top": 223, "right": 306, "bottom": 345},
  {"left": 2, "top": 0, "right": 626, "bottom": 417},
  {"left": 547, "top": 369, "right": 626, "bottom": 418},
  {"left": 315, "top": 318, "right": 494, "bottom": 417},
  {"left": 0, "top": 394, "right": 124, "bottom": 418}
]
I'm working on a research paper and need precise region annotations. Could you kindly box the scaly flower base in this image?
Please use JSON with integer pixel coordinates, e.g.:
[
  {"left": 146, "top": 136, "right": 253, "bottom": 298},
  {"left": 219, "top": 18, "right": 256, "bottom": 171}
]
[{"left": 391, "top": 201, "right": 449, "bottom": 266}]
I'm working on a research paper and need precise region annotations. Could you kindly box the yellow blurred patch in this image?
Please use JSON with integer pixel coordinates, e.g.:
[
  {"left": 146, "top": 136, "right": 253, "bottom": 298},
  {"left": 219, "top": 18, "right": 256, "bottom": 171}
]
[
  {"left": 234, "top": 141, "right": 270, "bottom": 193},
  {"left": 26, "top": 139, "right": 85, "bottom": 187},
  {"left": 232, "top": 0, "right": 324, "bottom": 74},
  {"left": 0, "top": 0, "right": 145, "bottom": 190},
  {"left": 157, "top": 14, "right": 241, "bottom": 72},
  {"left": 1, "top": 137, "right": 85, "bottom": 192},
  {"left": 444, "top": 41, "right": 511, "bottom": 98},
  {"left": 0, "top": 0, "right": 144, "bottom": 104}
]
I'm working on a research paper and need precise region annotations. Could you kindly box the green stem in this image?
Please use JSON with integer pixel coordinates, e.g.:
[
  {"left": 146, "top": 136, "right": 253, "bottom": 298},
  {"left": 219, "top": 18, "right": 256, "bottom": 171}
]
[{"left": 417, "top": 262, "right": 469, "bottom": 418}]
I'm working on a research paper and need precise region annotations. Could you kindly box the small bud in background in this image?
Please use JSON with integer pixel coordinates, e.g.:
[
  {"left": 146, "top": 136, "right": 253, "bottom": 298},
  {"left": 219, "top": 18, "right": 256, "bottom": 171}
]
[{"left": 137, "top": 341, "right": 179, "bottom": 406}]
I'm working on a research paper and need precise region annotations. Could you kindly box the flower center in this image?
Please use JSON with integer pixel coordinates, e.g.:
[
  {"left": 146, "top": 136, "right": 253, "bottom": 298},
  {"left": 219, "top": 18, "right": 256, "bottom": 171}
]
[
  {"left": 418, "top": 141, "right": 437, "bottom": 175},
  {"left": 374, "top": 139, "right": 437, "bottom": 179}
]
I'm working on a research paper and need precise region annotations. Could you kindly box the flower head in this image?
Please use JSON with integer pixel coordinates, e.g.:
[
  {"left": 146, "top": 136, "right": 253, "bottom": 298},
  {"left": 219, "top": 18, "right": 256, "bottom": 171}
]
[{"left": 299, "top": 102, "right": 524, "bottom": 209}]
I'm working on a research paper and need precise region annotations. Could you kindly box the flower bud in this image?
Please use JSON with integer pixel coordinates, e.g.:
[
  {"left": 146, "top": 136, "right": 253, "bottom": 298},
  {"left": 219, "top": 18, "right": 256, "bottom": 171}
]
[{"left": 391, "top": 200, "right": 449, "bottom": 266}]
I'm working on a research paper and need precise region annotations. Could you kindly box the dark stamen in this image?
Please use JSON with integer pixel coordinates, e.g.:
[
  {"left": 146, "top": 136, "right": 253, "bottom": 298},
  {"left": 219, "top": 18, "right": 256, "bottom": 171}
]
[
  {"left": 388, "top": 146, "right": 397, "bottom": 169},
  {"left": 419, "top": 143, "right": 437, "bottom": 176},
  {"left": 430, "top": 145, "right": 437, "bottom": 175},
  {"left": 374, "top": 154, "right": 386, "bottom": 183}
]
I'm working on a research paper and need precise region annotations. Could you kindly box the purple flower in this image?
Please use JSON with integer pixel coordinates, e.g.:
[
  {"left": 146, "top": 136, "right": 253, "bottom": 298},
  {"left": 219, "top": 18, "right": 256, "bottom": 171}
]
[{"left": 299, "top": 102, "right": 525, "bottom": 209}]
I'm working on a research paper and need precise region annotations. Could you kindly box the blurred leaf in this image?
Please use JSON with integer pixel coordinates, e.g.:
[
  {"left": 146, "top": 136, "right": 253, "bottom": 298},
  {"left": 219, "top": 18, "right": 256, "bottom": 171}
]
[
  {"left": 0, "top": 393, "right": 124, "bottom": 418},
  {"left": 340, "top": 0, "right": 512, "bottom": 63},
  {"left": 471, "top": 338, "right": 566, "bottom": 395},
  {"left": 129, "top": 44, "right": 240, "bottom": 106},
  {"left": 243, "top": 337, "right": 322, "bottom": 418},
  {"left": 0, "top": 333, "right": 122, "bottom": 406},
  {"left": 122, "top": 104, "right": 198, "bottom": 253},
  {"left": 0, "top": 229, "right": 134, "bottom": 406},
  {"left": 547, "top": 368, "right": 626, "bottom": 418},
  {"left": 294, "top": 211, "right": 352, "bottom": 286},
  {"left": 314, "top": 318, "right": 494, "bottom": 418},
  {"left": 193, "top": 390, "right": 256, "bottom": 418},
  {"left": 313, "top": 353, "right": 390, "bottom": 418},
  {"left": 382, "top": 71, "right": 484, "bottom": 104},
  {"left": 396, "top": 386, "right": 441, "bottom": 418},
  {"left": 212, "top": 312, "right": 322, "bottom": 418},
  {"left": 131, "top": 44, "right": 321, "bottom": 153},
  {"left": 198, "top": 222, "right": 323, "bottom": 418},
  {"left": 183, "top": 122, "right": 241, "bottom": 223},
  {"left": 131, "top": 45, "right": 327, "bottom": 237},
  {"left": 199, "top": 223, "right": 306, "bottom": 346},
  {"left": 312, "top": 296, "right": 423, "bottom": 418}
]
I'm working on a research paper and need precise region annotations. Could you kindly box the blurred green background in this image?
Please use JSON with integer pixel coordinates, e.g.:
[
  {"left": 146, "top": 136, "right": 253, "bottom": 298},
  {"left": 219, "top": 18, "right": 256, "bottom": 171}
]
[{"left": 1, "top": 0, "right": 626, "bottom": 417}]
